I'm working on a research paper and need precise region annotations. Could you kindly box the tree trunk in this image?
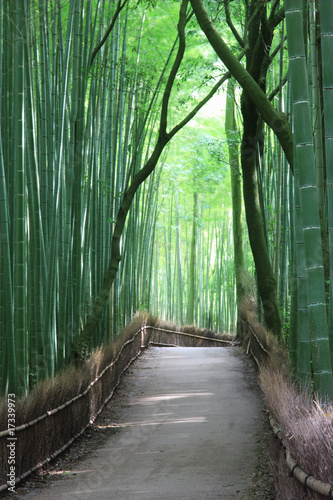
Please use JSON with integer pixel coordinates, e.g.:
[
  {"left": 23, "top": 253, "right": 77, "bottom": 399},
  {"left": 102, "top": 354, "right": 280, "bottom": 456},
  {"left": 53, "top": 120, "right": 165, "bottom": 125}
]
[
  {"left": 191, "top": 0, "right": 284, "bottom": 337},
  {"left": 241, "top": 93, "right": 282, "bottom": 336},
  {"left": 189, "top": 0, "right": 293, "bottom": 169}
]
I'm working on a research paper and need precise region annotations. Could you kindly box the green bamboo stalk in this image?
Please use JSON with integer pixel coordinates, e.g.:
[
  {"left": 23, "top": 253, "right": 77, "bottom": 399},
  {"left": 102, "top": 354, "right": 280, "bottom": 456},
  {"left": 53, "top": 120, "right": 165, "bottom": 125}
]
[
  {"left": 23, "top": 6, "right": 48, "bottom": 384},
  {"left": 57, "top": 0, "right": 73, "bottom": 362},
  {"left": 13, "top": 0, "right": 28, "bottom": 395},
  {"left": 175, "top": 184, "right": 184, "bottom": 324},
  {"left": 0, "top": 138, "right": 15, "bottom": 394},
  {"left": 187, "top": 192, "right": 198, "bottom": 325},
  {"left": 225, "top": 79, "right": 244, "bottom": 336},
  {"left": 318, "top": 0, "right": 333, "bottom": 366},
  {"left": 293, "top": 168, "right": 311, "bottom": 392},
  {"left": 0, "top": 0, "right": 15, "bottom": 394},
  {"left": 38, "top": 0, "right": 50, "bottom": 251},
  {"left": 285, "top": 0, "right": 333, "bottom": 399},
  {"left": 279, "top": 157, "right": 289, "bottom": 320},
  {"left": 309, "top": 2, "right": 325, "bottom": 217},
  {"left": 197, "top": 200, "right": 202, "bottom": 327},
  {"left": 42, "top": 0, "right": 76, "bottom": 379}
]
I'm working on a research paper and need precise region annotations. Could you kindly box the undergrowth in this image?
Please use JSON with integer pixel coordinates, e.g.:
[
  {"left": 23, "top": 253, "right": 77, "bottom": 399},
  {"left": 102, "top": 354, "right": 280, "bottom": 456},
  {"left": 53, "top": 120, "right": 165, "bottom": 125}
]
[
  {"left": 0, "top": 312, "right": 154, "bottom": 430},
  {"left": 241, "top": 299, "right": 333, "bottom": 499}
]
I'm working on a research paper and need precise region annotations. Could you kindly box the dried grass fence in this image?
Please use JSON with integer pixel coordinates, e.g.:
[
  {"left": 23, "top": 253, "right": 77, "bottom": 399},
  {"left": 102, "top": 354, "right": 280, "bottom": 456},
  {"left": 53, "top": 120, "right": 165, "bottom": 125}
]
[
  {"left": 241, "top": 301, "right": 333, "bottom": 499},
  {"left": 0, "top": 314, "right": 231, "bottom": 493}
]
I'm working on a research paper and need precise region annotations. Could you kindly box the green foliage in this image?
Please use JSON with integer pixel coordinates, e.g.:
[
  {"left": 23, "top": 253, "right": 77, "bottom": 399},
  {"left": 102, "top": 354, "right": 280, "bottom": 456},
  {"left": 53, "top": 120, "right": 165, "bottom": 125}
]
[
  {"left": 136, "top": 0, "right": 157, "bottom": 9},
  {"left": 3, "top": 0, "right": 332, "bottom": 403},
  {"left": 150, "top": 99, "right": 254, "bottom": 331}
]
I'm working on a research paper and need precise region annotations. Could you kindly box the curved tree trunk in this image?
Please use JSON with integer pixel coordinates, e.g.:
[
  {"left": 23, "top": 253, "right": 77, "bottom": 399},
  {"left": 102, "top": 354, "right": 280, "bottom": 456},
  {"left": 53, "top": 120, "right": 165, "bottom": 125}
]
[
  {"left": 241, "top": 93, "right": 281, "bottom": 336},
  {"left": 71, "top": 0, "right": 229, "bottom": 359},
  {"left": 241, "top": 1, "right": 283, "bottom": 337},
  {"left": 191, "top": 0, "right": 284, "bottom": 336},
  {"left": 189, "top": 0, "right": 293, "bottom": 169}
]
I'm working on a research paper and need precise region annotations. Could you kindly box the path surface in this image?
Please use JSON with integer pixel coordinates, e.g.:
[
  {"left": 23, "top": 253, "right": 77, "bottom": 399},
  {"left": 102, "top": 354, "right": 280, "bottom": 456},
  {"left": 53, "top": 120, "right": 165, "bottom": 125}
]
[{"left": 18, "top": 347, "right": 264, "bottom": 500}]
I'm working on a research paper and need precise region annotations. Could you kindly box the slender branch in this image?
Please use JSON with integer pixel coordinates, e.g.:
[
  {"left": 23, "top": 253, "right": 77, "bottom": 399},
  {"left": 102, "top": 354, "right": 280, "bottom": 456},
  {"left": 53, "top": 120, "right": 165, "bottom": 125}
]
[
  {"left": 268, "top": 73, "right": 288, "bottom": 102},
  {"left": 224, "top": 0, "right": 244, "bottom": 48},
  {"left": 268, "top": 3, "right": 285, "bottom": 30},
  {"left": 169, "top": 46, "right": 248, "bottom": 139},
  {"left": 123, "top": 36, "right": 179, "bottom": 192},
  {"left": 269, "top": 34, "right": 287, "bottom": 62},
  {"left": 269, "top": 0, "right": 281, "bottom": 19},
  {"left": 89, "top": 0, "right": 129, "bottom": 67},
  {"left": 170, "top": 74, "right": 228, "bottom": 139},
  {"left": 160, "top": 0, "right": 189, "bottom": 138}
]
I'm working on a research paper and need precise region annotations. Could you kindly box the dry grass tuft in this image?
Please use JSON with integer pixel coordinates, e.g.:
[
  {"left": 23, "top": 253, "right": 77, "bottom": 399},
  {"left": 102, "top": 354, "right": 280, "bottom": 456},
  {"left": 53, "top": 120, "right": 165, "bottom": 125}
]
[
  {"left": 260, "top": 366, "right": 333, "bottom": 498},
  {"left": 240, "top": 299, "right": 333, "bottom": 498}
]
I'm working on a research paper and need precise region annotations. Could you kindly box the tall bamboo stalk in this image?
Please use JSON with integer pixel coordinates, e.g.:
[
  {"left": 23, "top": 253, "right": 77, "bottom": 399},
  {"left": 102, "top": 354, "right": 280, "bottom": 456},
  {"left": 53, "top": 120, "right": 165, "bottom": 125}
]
[
  {"left": 285, "top": 0, "right": 333, "bottom": 399},
  {"left": 318, "top": 0, "right": 333, "bottom": 366},
  {"left": 13, "top": 0, "right": 28, "bottom": 395},
  {"left": 225, "top": 79, "right": 244, "bottom": 336}
]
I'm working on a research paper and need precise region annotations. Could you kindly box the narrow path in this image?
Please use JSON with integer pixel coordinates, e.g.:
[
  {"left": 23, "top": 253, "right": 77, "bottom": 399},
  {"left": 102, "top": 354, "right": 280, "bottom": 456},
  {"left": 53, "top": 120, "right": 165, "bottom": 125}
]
[{"left": 17, "top": 347, "right": 265, "bottom": 500}]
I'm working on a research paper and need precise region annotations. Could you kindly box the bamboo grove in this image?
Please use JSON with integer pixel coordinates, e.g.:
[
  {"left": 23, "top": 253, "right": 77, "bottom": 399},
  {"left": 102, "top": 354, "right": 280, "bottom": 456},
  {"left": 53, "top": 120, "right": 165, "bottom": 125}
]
[{"left": 0, "top": 0, "right": 333, "bottom": 401}]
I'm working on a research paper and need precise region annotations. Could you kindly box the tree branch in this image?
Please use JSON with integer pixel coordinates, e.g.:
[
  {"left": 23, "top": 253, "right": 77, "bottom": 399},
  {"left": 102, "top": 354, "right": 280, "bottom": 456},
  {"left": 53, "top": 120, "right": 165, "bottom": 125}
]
[
  {"left": 224, "top": 0, "right": 245, "bottom": 48},
  {"left": 189, "top": 0, "right": 293, "bottom": 169},
  {"left": 160, "top": 0, "right": 190, "bottom": 138},
  {"left": 268, "top": 2, "right": 285, "bottom": 30},
  {"left": 89, "top": 0, "right": 129, "bottom": 67},
  {"left": 268, "top": 73, "right": 288, "bottom": 102},
  {"left": 72, "top": 0, "right": 233, "bottom": 358},
  {"left": 169, "top": 45, "right": 248, "bottom": 139},
  {"left": 269, "top": 34, "right": 287, "bottom": 62}
]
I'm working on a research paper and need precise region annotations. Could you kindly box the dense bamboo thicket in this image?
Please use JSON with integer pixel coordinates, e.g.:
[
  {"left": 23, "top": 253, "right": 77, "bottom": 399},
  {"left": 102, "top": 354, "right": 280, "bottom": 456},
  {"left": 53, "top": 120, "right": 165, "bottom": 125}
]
[
  {"left": 1, "top": 0, "right": 333, "bottom": 404},
  {"left": 150, "top": 150, "right": 247, "bottom": 333},
  {"left": 0, "top": 0, "right": 181, "bottom": 394},
  {"left": 1, "top": 0, "right": 160, "bottom": 394},
  {"left": 0, "top": 0, "right": 232, "bottom": 396}
]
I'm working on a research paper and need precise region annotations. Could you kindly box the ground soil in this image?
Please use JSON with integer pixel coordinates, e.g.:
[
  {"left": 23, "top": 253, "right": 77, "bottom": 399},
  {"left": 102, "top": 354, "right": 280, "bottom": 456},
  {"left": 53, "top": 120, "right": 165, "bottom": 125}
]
[{"left": 3, "top": 347, "right": 275, "bottom": 499}]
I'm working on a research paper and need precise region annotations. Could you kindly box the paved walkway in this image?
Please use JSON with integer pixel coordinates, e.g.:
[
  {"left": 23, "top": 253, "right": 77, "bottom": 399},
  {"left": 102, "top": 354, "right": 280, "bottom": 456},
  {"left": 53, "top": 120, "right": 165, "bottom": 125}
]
[{"left": 18, "top": 347, "right": 263, "bottom": 500}]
